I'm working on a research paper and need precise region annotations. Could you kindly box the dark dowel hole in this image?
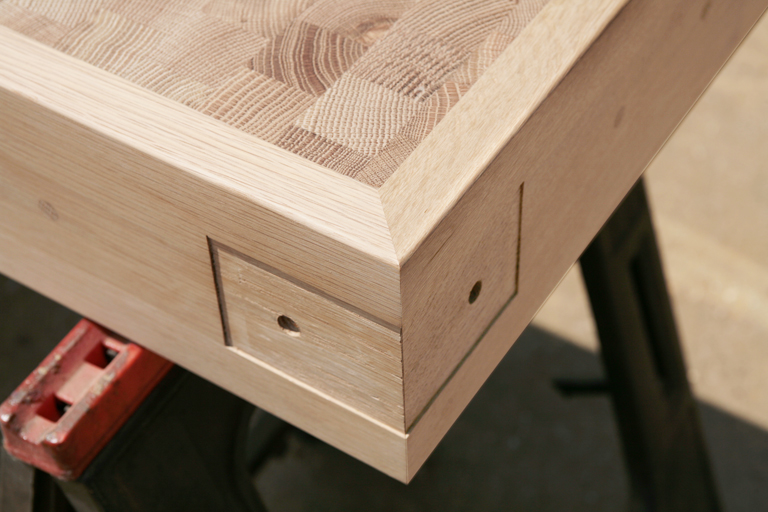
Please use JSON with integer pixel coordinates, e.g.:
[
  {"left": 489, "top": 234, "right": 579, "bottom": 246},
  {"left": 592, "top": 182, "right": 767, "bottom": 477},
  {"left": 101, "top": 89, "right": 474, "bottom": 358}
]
[
  {"left": 469, "top": 281, "right": 482, "bottom": 304},
  {"left": 277, "top": 315, "right": 300, "bottom": 337}
]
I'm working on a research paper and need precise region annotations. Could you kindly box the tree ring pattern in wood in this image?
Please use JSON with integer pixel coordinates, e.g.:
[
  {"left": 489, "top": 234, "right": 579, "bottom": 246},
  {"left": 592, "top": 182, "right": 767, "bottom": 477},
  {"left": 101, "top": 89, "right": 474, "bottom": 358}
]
[{"left": 0, "top": 0, "right": 548, "bottom": 186}]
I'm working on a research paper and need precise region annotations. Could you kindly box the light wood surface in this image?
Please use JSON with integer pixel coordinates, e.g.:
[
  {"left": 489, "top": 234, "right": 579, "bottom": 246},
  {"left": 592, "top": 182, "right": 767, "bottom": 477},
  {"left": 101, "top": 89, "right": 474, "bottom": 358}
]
[
  {"left": 402, "top": 180, "right": 522, "bottom": 427},
  {"left": 0, "top": 25, "right": 407, "bottom": 478},
  {"left": 405, "top": 0, "right": 768, "bottom": 479},
  {"left": 380, "top": 0, "right": 627, "bottom": 262},
  {"left": 0, "top": 0, "right": 547, "bottom": 186},
  {"left": 0, "top": 0, "right": 764, "bottom": 482},
  {"left": 215, "top": 242, "right": 403, "bottom": 429}
]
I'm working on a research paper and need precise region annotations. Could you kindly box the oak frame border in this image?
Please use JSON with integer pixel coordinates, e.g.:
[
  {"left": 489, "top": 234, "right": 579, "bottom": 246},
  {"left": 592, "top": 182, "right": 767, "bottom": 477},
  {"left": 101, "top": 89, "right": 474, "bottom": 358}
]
[
  {"left": 2, "top": 0, "right": 764, "bottom": 483},
  {"left": 0, "top": 25, "right": 407, "bottom": 479},
  {"left": 379, "top": 0, "right": 630, "bottom": 264}
]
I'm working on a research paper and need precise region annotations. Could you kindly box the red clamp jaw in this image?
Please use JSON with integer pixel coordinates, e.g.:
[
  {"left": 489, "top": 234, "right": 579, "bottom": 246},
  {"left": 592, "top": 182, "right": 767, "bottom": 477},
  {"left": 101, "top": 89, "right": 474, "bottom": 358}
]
[{"left": 0, "top": 319, "right": 172, "bottom": 480}]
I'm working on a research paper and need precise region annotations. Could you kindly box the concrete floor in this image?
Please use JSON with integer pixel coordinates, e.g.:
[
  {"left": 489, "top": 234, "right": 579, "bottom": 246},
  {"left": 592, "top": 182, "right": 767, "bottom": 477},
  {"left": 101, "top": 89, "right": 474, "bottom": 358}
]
[{"left": 1, "top": 10, "right": 767, "bottom": 512}]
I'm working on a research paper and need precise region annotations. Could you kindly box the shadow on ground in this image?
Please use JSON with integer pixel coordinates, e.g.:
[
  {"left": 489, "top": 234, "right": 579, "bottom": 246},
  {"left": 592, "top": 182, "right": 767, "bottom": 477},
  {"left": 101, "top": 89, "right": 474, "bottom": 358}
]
[
  {"left": 0, "top": 277, "right": 81, "bottom": 400},
  {"left": 1, "top": 274, "right": 767, "bottom": 511}
]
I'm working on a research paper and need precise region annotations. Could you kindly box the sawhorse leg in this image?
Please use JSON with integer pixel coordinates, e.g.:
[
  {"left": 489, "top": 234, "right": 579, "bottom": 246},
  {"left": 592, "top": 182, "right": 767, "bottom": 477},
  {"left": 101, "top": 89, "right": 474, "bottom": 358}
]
[
  {"left": 1, "top": 321, "right": 270, "bottom": 512},
  {"left": 55, "top": 367, "right": 267, "bottom": 512},
  {"left": 579, "top": 177, "right": 721, "bottom": 512},
  {"left": 1, "top": 448, "right": 73, "bottom": 512}
]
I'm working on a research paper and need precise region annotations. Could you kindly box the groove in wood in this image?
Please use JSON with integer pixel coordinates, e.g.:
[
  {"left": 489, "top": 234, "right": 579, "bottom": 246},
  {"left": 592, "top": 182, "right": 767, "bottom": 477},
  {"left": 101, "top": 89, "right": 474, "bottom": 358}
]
[
  {"left": 1, "top": 0, "right": 763, "bottom": 484},
  {"left": 402, "top": 179, "right": 523, "bottom": 427},
  {"left": 210, "top": 240, "right": 404, "bottom": 429}
]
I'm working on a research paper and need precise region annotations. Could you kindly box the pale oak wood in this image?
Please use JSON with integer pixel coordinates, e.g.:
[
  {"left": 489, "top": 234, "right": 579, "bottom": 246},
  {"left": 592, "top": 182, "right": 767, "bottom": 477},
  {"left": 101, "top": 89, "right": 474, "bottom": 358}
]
[
  {"left": 379, "top": 0, "right": 628, "bottom": 263},
  {"left": 0, "top": 26, "right": 400, "bottom": 323},
  {"left": 0, "top": 0, "right": 765, "bottom": 483},
  {"left": 402, "top": 180, "right": 522, "bottom": 427},
  {"left": 404, "top": 0, "right": 768, "bottom": 480},
  {"left": 215, "top": 242, "right": 403, "bottom": 429},
  {"left": 393, "top": 0, "right": 628, "bottom": 430},
  {"left": 0, "top": 0, "right": 548, "bottom": 185},
  {"left": 0, "top": 26, "right": 407, "bottom": 479}
]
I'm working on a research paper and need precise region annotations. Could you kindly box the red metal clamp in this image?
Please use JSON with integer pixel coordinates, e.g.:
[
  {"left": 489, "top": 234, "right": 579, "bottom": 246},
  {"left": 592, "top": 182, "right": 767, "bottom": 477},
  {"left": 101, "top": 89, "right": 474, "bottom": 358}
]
[{"left": 0, "top": 319, "right": 173, "bottom": 480}]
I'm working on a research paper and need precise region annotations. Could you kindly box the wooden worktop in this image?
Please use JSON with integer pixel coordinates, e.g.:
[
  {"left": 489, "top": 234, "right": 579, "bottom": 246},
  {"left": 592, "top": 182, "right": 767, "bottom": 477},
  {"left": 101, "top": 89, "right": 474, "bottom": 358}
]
[{"left": 1, "top": 0, "right": 764, "bottom": 482}]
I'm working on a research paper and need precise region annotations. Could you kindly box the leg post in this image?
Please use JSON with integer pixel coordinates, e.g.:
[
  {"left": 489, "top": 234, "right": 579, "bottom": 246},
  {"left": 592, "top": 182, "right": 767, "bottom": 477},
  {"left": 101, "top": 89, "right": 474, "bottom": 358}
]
[
  {"left": 580, "top": 177, "right": 721, "bottom": 512},
  {"left": 1, "top": 320, "right": 269, "bottom": 512}
]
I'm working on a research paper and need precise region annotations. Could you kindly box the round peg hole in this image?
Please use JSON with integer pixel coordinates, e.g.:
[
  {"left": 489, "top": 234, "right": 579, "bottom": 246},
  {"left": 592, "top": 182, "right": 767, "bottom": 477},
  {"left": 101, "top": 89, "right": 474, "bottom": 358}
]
[
  {"left": 468, "top": 280, "right": 482, "bottom": 304},
  {"left": 277, "top": 315, "right": 300, "bottom": 336}
]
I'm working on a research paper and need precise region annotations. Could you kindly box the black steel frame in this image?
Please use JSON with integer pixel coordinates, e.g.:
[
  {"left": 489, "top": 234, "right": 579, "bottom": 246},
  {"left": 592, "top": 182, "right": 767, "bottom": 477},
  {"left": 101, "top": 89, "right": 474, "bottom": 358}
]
[{"left": 579, "top": 177, "right": 721, "bottom": 512}]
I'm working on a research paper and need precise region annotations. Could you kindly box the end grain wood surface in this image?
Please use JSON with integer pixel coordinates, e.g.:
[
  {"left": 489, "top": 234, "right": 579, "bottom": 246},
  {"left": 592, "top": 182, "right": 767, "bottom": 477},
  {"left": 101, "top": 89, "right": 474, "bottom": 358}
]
[
  {"left": 0, "top": 0, "right": 547, "bottom": 186},
  {"left": 0, "top": 0, "right": 765, "bottom": 481}
]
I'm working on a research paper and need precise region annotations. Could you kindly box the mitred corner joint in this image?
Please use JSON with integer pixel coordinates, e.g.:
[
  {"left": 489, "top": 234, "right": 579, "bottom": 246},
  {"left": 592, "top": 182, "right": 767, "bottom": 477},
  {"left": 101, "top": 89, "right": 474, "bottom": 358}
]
[{"left": 0, "top": 319, "right": 173, "bottom": 480}]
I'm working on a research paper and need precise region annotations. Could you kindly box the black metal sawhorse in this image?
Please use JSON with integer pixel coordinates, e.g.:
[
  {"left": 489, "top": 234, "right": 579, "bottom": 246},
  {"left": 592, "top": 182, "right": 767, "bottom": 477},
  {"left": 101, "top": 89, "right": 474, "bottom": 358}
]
[
  {"left": 1, "top": 177, "right": 720, "bottom": 512},
  {"left": 577, "top": 178, "right": 721, "bottom": 512}
]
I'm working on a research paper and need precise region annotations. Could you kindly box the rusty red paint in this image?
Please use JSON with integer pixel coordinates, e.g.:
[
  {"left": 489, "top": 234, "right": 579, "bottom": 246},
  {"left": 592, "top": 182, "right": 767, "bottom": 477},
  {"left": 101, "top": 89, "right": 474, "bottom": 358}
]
[{"left": 0, "top": 319, "right": 173, "bottom": 480}]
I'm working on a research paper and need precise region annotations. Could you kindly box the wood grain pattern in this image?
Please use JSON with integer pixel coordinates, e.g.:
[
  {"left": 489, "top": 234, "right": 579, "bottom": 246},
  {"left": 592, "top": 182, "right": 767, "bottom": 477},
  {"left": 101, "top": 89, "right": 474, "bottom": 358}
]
[
  {"left": 403, "top": 0, "right": 768, "bottom": 480},
  {"left": 0, "top": 0, "right": 548, "bottom": 185},
  {"left": 0, "top": 0, "right": 764, "bottom": 484},
  {"left": 0, "top": 26, "right": 407, "bottom": 479},
  {"left": 214, "top": 242, "right": 404, "bottom": 429},
  {"left": 380, "top": 0, "right": 628, "bottom": 263},
  {"left": 0, "top": 27, "right": 401, "bottom": 323},
  {"left": 402, "top": 180, "right": 522, "bottom": 427}
]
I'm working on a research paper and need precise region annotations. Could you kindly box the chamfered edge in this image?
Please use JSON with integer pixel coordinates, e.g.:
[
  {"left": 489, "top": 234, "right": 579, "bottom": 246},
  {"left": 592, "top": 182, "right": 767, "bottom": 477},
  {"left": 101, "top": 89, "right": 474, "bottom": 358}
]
[{"left": 378, "top": 0, "right": 629, "bottom": 265}]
